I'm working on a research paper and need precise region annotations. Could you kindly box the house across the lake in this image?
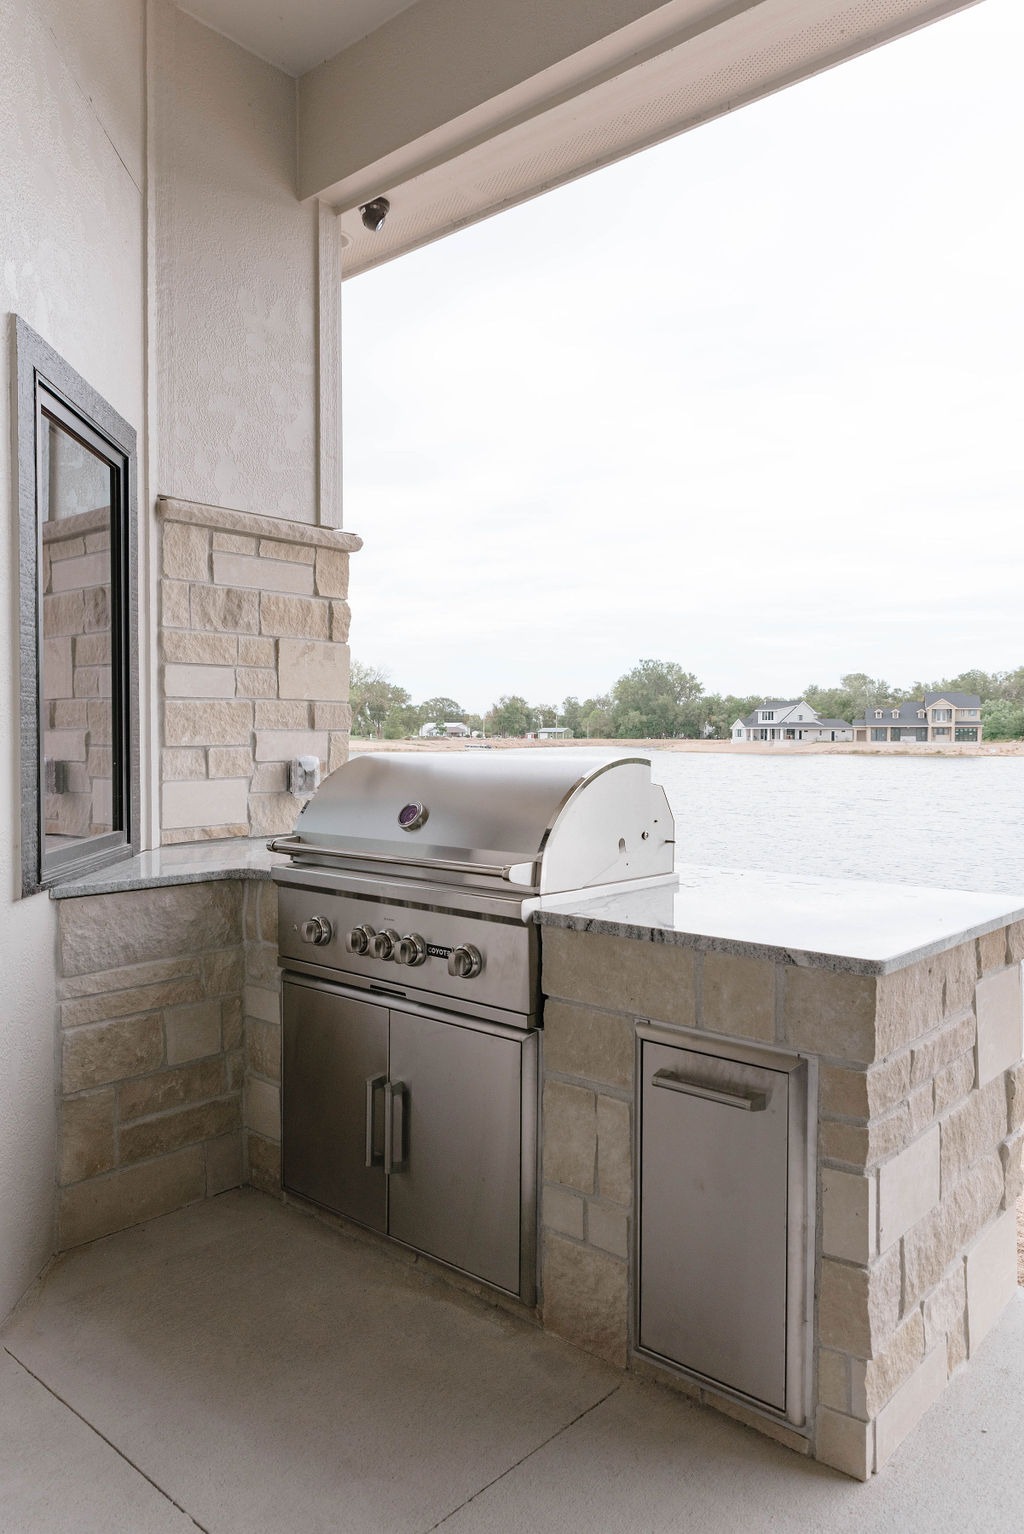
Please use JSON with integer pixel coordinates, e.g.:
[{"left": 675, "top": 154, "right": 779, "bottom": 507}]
[
  {"left": 851, "top": 692, "right": 983, "bottom": 743},
  {"left": 731, "top": 701, "right": 853, "bottom": 743}
]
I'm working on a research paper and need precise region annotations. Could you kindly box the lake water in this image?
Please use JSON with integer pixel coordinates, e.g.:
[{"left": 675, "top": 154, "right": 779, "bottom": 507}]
[{"left": 642, "top": 751, "right": 1024, "bottom": 897}]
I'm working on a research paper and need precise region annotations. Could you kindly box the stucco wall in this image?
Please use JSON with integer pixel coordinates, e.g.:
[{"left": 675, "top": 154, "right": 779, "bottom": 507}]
[
  {"left": 0, "top": 0, "right": 147, "bottom": 1318},
  {"left": 151, "top": 0, "right": 319, "bottom": 522}
]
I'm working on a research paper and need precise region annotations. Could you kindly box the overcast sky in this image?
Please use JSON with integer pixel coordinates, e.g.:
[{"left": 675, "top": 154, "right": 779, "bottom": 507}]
[{"left": 342, "top": 0, "right": 1022, "bottom": 717}]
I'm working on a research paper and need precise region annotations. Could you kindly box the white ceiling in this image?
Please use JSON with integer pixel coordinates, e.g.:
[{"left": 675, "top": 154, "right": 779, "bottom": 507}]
[{"left": 178, "top": 0, "right": 419, "bottom": 76}]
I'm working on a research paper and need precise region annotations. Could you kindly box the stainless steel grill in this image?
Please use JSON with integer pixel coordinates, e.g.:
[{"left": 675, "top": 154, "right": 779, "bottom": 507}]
[{"left": 269, "top": 749, "right": 675, "bottom": 1302}]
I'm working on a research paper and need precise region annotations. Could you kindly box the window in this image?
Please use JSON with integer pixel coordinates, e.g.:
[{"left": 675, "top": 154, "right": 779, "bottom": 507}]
[
  {"left": 917, "top": 710, "right": 925, "bottom": 719},
  {"left": 15, "top": 318, "right": 139, "bottom": 893},
  {"left": 932, "top": 708, "right": 952, "bottom": 721},
  {"left": 761, "top": 711, "right": 774, "bottom": 721},
  {"left": 871, "top": 728, "right": 887, "bottom": 741},
  {"left": 891, "top": 710, "right": 900, "bottom": 719},
  {"left": 955, "top": 727, "right": 978, "bottom": 741},
  {"left": 874, "top": 710, "right": 883, "bottom": 719}
]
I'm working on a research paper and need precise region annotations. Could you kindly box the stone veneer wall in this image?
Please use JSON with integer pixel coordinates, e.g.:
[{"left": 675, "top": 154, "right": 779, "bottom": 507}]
[
  {"left": 539, "top": 921, "right": 1024, "bottom": 1479},
  {"left": 157, "top": 498, "right": 361, "bottom": 842},
  {"left": 56, "top": 877, "right": 285, "bottom": 1248}
]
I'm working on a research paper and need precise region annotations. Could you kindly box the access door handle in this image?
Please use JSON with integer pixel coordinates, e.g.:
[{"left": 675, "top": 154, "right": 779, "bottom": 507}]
[
  {"left": 365, "top": 1074, "right": 386, "bottom": 1167},
  {"left": 651, "top": 1069, "right": 767, "bottom": 1112},
  {"left": 384, "top": 1080, "right": 407, "bottom": 1174}
]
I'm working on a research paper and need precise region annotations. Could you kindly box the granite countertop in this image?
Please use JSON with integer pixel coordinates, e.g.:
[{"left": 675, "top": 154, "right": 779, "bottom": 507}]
[
  {"left": 50, "top": 838, "right": 286, "bottom": 899},
  {"left": 534, "top": 864, "right": 1024, "bottom": 975}
]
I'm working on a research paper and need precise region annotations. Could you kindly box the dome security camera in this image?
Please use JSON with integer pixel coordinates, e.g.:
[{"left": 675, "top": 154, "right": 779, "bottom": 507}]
[{"left": 359, "top": 197, "right": 391, "bottom": 233}]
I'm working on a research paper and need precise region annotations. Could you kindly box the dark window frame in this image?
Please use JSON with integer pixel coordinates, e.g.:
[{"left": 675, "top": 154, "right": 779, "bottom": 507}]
[{"left": 14, "top": 317, "right": 140, "bottom": 895}]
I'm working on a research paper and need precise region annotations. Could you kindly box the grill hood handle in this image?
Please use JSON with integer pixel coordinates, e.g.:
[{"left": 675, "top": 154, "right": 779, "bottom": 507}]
[{"left": 266, "top": 834, "right": 538, "bottom": 887}]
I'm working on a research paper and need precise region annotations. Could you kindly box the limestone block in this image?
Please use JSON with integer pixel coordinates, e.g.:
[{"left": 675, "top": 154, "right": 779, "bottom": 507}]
[
  {"left": 190, "top": 585, "right": 259, "bottom": 634},
  {"left": 907, "top": 1082, "right": 935, "bottom": 1138},
  {"left": 223, "top": 997, "right": 244, "bottom": 1051},
  {"left": 819, "top": 1106, "right": 910, "bottom": 1170},
  {"left": 59, "top": 955, "right": 200, "bottom": 1001},
  {"left": 903, "top": 1155, "right": 1004, "bottom": 1305},
  {"left": 257, "top": 887, "right": 278, "bottom": 944},
  {"left": 314, "top": 702, "right": 352, "bottom": 731},
  {"left": 213, "top": 552, "right": 313, "bottom": 595},
  {"left": 245, "top": 1077, "right": 281, "bottom": 1140},
  {"left": 259, "top": 592, "right": 330, "bottom": 640},
  {"left": 165, "top": 1001, "right": 222, "bottom": 1064},
  {"left": 259, "top": 539, "right": 315, "bottom": 565},
  {"left": 331, "top": 601, "right": 351, "bottom": 642},
  {"left": 235, "top": 666, "right": 279, "bottom": 698},
  {"left": 207, "top": 747, "right": 254, "bottom": 779},
  {"left": 314, "top": 548, "right": 349, "bottom": 598},
  {"left": 874, "top": 1346, "right": 947, "bottom": 1471},
  {"left": 118, "top": 1058, "right": 227, "bottom": 1122},
  {"left": 879, "top": 1126, "right": 939, "bottom": 1251},
  {"left": 60, "top": 976, "right": 203, "bottom": 1031},
  {"left": 44, "top": 589, "right": 85, "bottom": 637},
  {"left": 850, "top": 1310, "right": 925, "bottom": 1420},
  {"left": 238, "top": 636, "right": 276, "bottom": 667},
  {"left": 164, "top": 699, "right": 253, "bottom": 747},
  {"left": 701, "top": 952, "right": 774, "bottom": 1041},
  {"left": 163, "top": 825, "right": 247, "bottom": 845},
  {"left": 821, "top": 1167, "right": 877, "bottom": 1263},
  {"left": 820, "top": 1065, "right": 869, "bottom": 1119},
  {"left": 244, "top": 985, "right": 281, "bottom": 1025},
  {"left": 922, "top": 1262, "right": 966, "bottom": 1354},
  {"left": 586, "top": 1201, "right": 628, "bottom": 1258},
  {"left": 162, "top": 748, "right": 207, "bottom": 781},
  {"left": 161, "top": 580, "right": 190, "bottom": 628},
  {"left": 596, "top": 1095, "right": 632, "bottom": 1205},
  {"left": 161, "top": 630, "right": 238, "bottom": 666},
  {"left": 246, "top": 1018, "right": 281, "bottom": 1083},
  {"left": 254, "top": 701, "right": 310, "bottom": 730},
  {"left": 58, "top": 1146, "right": 205, "bottom": 1248},
  {"left": 246, "top": 943, "right": 282, "bottom": 988},
  {"left": 206, "top": 1132, "right": 243, "bottom": 1196},
  {"left": 60, "top": 1091, "right": 116, "bottom": 1183},
  {"left": 978, "top": 928, "right": 1008, "bottom": 975},
  {"left": 162, "top": 523, "right": 209, "bottom": 581},
  {"left": 63, "top": 1016, "right": 164, "bottom": 1093},
  {"left": 541, "top": 928, "right": 695, "bottom": 1028},
  {"left": 976, "top": 965, "right": 1023, "bottom": 1087},
  {"left": 247, "top": 1132, "right": 281, "bottom": 1194},
  {"left": 1000, "top": 1127, "right": 1024, "bottom": 1205},
  {"left": 814, "top": 1408, "right": 872, "bottom": 1481},
  {"left": 910, "top": 1012, "right": 975, "bottom": 1087},
  {"left": 1006, "top": 923, "right": 1024, "bottom": 963},
  {"left": 162, "top": 778, "right": 249, "bottom": 832},
  {"left": 941, "top": 943, "right": 978, "bottom": 1021},
  {"left": 966, "top": 1209, "right": 1018, "bottom": 1355},
  {"left": 934, "top": 1052, "right": 976, "bottom": 1117},
  {"left": 119, "top": 1097, "right": 241, "bottom": 1165},
  {"left": 251, "top": 762, "right": 287, "bottom": 793},
  {"left": 163, "top": 663, "right": 236, "bottom": 699},
  {"left": 817, "top": 1350, "right": 849, "bottom": 1413},
  {"left": 542, "top": 1186, "right": 584, "bottom": 1239},
  {"left": 542, "top": 1080, "right": 596, "bottom": 1193},
  {"left": 543, "top": 1000, "right": 633, "bottom": 1088},
  {"left": 213, "top": 532, "right": 258, "bottom": 555},
  {"left": 541, "top": 1232, "right": 628, "bottom": 1366},
  {"left": 249, "top": 793, "right": 302, "bottom": 837},
  {"left": 278, "top": 638, "right": 348, "bottom": 702},
  {"left": 818, "top": 1245, "right": 901, "bottom": 1357},
  {"left": 328, "top": 732, "right": 348, "bottom": 772},
  {"left": 254, "top": 730, "right": 327, "bottom": 764},
  {"left": 939, "top": 1077, "right": 1007, "bottom": 1191},
  {"left": 201, "top": 946, "right": 245, "bottom": 997},
  {"left": 782, "top": 968, "right": 877, "bottom": 1062},
  {"left": 875, "top": 959, "right": 945, "bottom": 1056}
]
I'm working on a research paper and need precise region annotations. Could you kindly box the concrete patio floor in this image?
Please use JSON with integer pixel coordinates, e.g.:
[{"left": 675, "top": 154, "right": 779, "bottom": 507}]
[{"left": 2, "top": 1190, "right": 1023, "bottom": 1534}]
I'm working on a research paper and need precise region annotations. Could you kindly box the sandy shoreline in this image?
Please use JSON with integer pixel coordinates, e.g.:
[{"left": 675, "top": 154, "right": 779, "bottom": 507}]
[{"left": 350, "top": 737, "right": 1023, "bottom": 758}]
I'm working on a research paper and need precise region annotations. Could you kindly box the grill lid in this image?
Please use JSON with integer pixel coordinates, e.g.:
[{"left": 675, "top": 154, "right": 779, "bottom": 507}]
[{"left": 277, "top": 749, "right": 675, "bottom": 893}]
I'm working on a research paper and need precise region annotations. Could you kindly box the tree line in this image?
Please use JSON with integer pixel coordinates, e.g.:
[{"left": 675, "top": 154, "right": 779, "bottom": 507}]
[{"left": 349, "top": 661, "right": 1024, "bottom": 741}]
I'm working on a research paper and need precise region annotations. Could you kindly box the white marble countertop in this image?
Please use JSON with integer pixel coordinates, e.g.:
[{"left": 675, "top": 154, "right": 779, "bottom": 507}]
[
  {"left": 50, "top": 838, "right": 286, "bottom": 898},
  {"left": 534, "top": 864, "right": 1024, "bottom": 974}
]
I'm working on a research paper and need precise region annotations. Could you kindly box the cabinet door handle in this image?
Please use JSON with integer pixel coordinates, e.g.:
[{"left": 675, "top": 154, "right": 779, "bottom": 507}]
[
  {"left": 384, "top": 1080, "right": 407, "bottom": 1174},
  {"left": 365, "top": 1074, "right": 386, "bottom": 1167},
  {"left": 651, "top": 1069, "right": 767, "bottom": 1112}
]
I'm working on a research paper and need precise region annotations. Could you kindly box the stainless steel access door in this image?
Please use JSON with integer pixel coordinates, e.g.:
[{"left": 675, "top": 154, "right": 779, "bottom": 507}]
[
  {"left": 282, "top": 977, "right": 387, "bottom": 1232},
  {"left": 638, "top": 1035, "right": 807, "bottom": 1416},
  {"left": 388, "top": 1007, "right": 536, "bottom": 1300}
]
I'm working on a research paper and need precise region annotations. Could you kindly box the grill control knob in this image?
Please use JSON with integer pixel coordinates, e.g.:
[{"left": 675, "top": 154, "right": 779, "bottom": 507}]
[
  {"left": 371, "top": 928, "right": 400, "bottom": 961},
  {"left": 395, "top": 933, "right": 427, "bottom": 967},
  {"left": 447, "top": 944, "right": 482, "bottom": 980},
  {"left": 301, "top": 915, "right": 333, "bottom": 946},
  {"left": 346, "top": 924, "right": 376, "bottom": 955}
]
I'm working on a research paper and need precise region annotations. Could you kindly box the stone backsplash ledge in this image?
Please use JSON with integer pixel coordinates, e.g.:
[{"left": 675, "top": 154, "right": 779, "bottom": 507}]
[{"left": 157, "top": 498, "right": 361, "bottom": 843}]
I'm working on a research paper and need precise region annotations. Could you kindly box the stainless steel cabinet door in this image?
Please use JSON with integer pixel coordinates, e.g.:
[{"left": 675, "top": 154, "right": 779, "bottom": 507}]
[
  {"left": 638, "top": 1040, "right": 790, "bottom": 1411},
  {"left": 282, "top": 978, "right": 388, "bottom": 1232},
  {"left": 387, "top": 1009, "right": 526, "bottom": 1296}
]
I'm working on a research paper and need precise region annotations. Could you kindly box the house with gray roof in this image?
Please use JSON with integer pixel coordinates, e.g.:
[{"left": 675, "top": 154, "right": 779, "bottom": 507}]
[
  {"left": 851, "top": 692, "right": 982, "bottom": 744},
  {"left": 731, "top": 700, "right": 853, "bottom": 743}
]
